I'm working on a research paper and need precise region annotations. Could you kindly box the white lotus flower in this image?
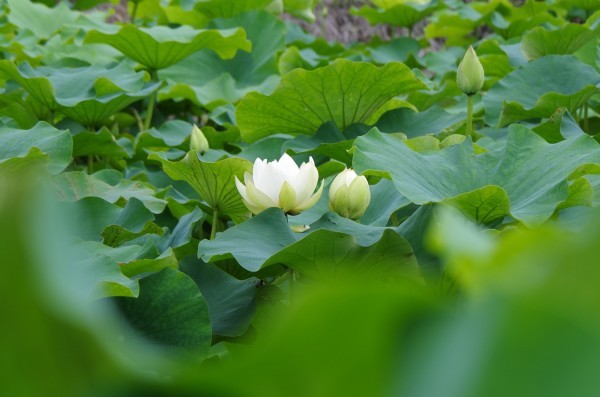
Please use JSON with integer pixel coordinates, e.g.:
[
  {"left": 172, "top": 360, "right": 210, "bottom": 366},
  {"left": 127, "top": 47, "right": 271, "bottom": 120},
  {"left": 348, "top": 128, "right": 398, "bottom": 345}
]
[
  {"left": 329, "top": 168, "right": 371, "bottom": 220},
  {"left": 235, "top": 153, "right": 324, "bottom": 215}
]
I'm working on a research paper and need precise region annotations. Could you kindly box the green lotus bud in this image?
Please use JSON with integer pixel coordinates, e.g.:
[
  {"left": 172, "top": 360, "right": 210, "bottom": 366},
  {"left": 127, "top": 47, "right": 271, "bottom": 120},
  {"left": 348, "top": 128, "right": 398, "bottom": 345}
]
[
  {"left": 457, "top": 46, "right": 484, "bottom": 96},
  {"left": 190, "top": 125, "right": 209, "bottom": 154},
  {"left": 328, "top": 168, "right": 371, "bottom": 220}
]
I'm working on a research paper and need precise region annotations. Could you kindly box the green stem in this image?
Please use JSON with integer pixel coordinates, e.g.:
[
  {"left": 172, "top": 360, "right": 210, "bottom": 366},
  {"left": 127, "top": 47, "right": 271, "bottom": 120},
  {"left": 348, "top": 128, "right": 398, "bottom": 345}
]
[
  {"left": 320, "top": 7, "right": 327, "bottom": 37},
  {"left": 143, "top": 90, "right": 156, "bottom": 131},
  {"left": 132, "top": 108, "right": 144, "bottom": 132},
  {"left": 143, "top": 69, "right": 158, "bottom": 131},
  {"left": 584, "top": 103, "right": 589, "bottom": 133},
  {"left": 391, "top": 211, "right": 399, "bottom": 227},
  {"left": 289, "top": 267, "right": 294, "bottom": 304},
  {"left": 210, "top": 209, "right": 218, "bottom": 240},
  {"left": 87, "top": 155, "right": 94, "bottom": 174},
  {"left": 440, "top": 266, "right": 447, "bottom": 293},
  {"left": 131, "top": 1, "right": 139, "bottom": 23},
  {"left": 466, "top": 94, "right": 474, "bottom": 139}
]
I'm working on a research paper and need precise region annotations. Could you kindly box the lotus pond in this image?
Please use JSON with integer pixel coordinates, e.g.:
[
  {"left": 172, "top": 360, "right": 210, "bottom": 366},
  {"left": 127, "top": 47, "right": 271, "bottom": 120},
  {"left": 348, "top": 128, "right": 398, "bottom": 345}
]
[{"left": 2, "top": 0, "right": 600, "bottom": 396}]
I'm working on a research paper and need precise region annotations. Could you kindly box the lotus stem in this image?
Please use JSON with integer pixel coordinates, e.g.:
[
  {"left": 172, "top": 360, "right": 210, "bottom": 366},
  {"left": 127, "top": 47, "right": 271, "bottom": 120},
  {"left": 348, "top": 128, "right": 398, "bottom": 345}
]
[
  {"left": 466, "top": 94, "right": 474, "bottom": 139},
  {"left": 143, "top": 70, "right": 158, "bottom": 131},
  {"left": 584, "top": 103, "right": 589, "bottom": 133},
  {"left": 391, "top": 211, "right": 399, "bottom": 227},
  {"left": 132, "top": 108, "right": 144, "bottom": 132},
  {"left": 143, "top": 90, "right": 156, "bottom": 131},
  {"left": 210, "top": 209, "right": 218, "bottom": 240},
  {"left": 289, "top": 267, "right": 294, "bottom": 304},
  {"left": 131, "top": 1, "right": 139, "bottom": 23}
]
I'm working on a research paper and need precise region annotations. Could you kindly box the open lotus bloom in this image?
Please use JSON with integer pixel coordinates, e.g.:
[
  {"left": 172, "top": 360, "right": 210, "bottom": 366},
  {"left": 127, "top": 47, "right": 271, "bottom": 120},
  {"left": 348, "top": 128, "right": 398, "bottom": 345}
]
[{"left": 235, "top": 153, "right": 324, "bottom": 215}]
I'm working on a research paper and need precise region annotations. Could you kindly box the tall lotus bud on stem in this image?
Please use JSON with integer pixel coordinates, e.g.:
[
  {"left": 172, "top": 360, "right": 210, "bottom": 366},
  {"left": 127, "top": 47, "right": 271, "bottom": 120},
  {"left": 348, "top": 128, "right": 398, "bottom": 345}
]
[
  {"left": 457, "top": 46, "right": 484, "bottom": 96},
  {"left": 457, "top": 46, "right": 484, "bottom": 139},
  {"left": 190, "top": 125, "right": 209, "bottom": 154},
  {"left": 235, "top": 153, "right": 323, "bottom": 216},
  {"left": 329, "top": 168, "right": 371, "bottom": 220}
]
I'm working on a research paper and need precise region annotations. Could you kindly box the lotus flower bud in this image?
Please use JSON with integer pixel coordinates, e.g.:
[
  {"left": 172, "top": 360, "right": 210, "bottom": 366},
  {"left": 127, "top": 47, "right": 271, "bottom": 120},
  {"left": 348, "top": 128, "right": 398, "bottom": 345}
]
[
  {"left": 190, "top": 125, "right": 209, "bottom": 154},
  {"left": 329, "top": 168, "right": 371, "bottom": 220},
  {"left": 235, "top": 153, "right": 323, "bottom": 215},
  {"left": 457, "top": 46, "right": 484, "bottom": 96}
]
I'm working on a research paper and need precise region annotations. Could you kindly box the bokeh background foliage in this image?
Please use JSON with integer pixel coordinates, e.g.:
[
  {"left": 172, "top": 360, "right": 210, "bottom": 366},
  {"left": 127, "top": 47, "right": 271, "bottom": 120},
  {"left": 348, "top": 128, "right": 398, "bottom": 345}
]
[{"left": 1, "top": 0, "right": 600, "bottom": 396}]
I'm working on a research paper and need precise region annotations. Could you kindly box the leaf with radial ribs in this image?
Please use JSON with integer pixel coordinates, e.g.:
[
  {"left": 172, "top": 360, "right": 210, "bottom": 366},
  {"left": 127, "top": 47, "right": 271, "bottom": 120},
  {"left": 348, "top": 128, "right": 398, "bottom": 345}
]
[
  {"left": 483, "top": 55, "right": 600, "bottom": 127},
  {"left": 149, "top": 152, "right": 252, "bottom": 223},
  {"left": 85, "top": 24, "right": 251, "bottom": 70},
  {"left": 353, "top": 125, "right": 600, "bottom": 226},
  {"left": 521, "top": 24, "right": 599, "bottom": 61},
  {"left": 236, "top": 59, "right": 426, "bottom": 142},
  {"left": 53, "top": 170, "right": 167, "bottom": 214},
  {"left": 115, "top": 268, "right": 212, "bottom": 361},
  {"left": 199, "top": 208, "right": 422, "bottom": 282},
  {"left": 0, "top": 61, "right": 160, "bottom": 126},
  {"left": 195, "top": 0, "right": 273, "bottom": 18},
  {"left": 0, "top": 122, "right": 72, "bottom": 174},
  {"left": 352, "top": 0, "right": 440, "bottom": 28}
]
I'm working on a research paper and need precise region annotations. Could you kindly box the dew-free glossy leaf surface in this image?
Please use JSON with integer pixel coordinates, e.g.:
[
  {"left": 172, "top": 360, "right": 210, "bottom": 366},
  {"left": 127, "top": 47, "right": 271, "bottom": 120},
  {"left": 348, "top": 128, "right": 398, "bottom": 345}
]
[
  {"left": 484, "top": 55, "right": 600, "bottom": 127},
  {"left": 54, "top": 170, "right": 167, "bottom": 213},
  {"left": 199, "top": 208, "right": 296, "bottom": 270},
  {"left": 353, "top": 0, "right": 439, "bottom": 28},
  {"left": 158, "top": 207, "right": 204, "bottom": 251},
  {"left": 284, "top": 0, "right": 318, "bottom": 21},
  {"left": 195, "top": 0, "right": 273, "bottom": 18},
  {"left": 85, "top": 24, "right": 251, "bottom": 70},
  {"left": 149, "top": 152, "right": 252, "bottom": 222},
  {"left": 6, "top": 0, "right": 79, "bottom": 39},
  {"left": 100, "top": 198, "right": 164, "bottom": 247},
  {"left": 58, "top": 196, "right": 157, "bottom": 242},
  {"left": 160, "top": 11, "right": 284, "bottom": 108},
  {"left": 0, "top": 122, "right": 71, "bottom": 174},
  {"left": 236, "top": 59, "right": 426, "bottom": 142},
  {"left": 359, "top": 179, "right": 411, "bottom": 226},
  {"left": 353, "top": 126, "right": 600, "bottom": 226},
  {"left": 200, "top": 208, "right": 421, "bottom": 281},
  {"left": 119, "top": 249, "right": 179, "bottom": 279},
  {"left": 270, "top": 229, "right": 421, "bottom": 282},
  {"left": 71, "top": 240, "right": 150, "bottom": 298},
  {"left": 73, "top": 127, "right": 131, "bottom": 158},
  {"left": 116, "top": 268, "right": 212, "bottom": 361},
  {"left": 181, "top": 258, "right": 260, "bottom": 337},
  {"left": 79, "top": 251, "right": 139, "bottom": 298},
  {"left": 532, "top": 108, "right": 585, "bottom": 143},
  {"left": 376, "top": 106, "right": 465, "bottom": 137},
  {"left": 0, "top": 61, "right": 160, "bottom": 125},
  {"left": 521, "top": 24, "right": 599, "bottom": 60}
]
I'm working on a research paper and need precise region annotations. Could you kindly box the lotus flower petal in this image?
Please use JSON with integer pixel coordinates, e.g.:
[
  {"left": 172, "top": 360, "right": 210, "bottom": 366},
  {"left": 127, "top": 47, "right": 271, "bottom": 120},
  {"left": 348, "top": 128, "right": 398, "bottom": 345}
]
[
  {"left": 295, "top": 179, "right": 324, "bottom": 213},
  {"left": 235, "top": 153, "right": 323, "bottom": 216},
  {"left": 329, "top": 168, "right": 371, "bottom": 220},
  {"left": 292, "top": 157, "right": 318, "bottom": 204}
]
